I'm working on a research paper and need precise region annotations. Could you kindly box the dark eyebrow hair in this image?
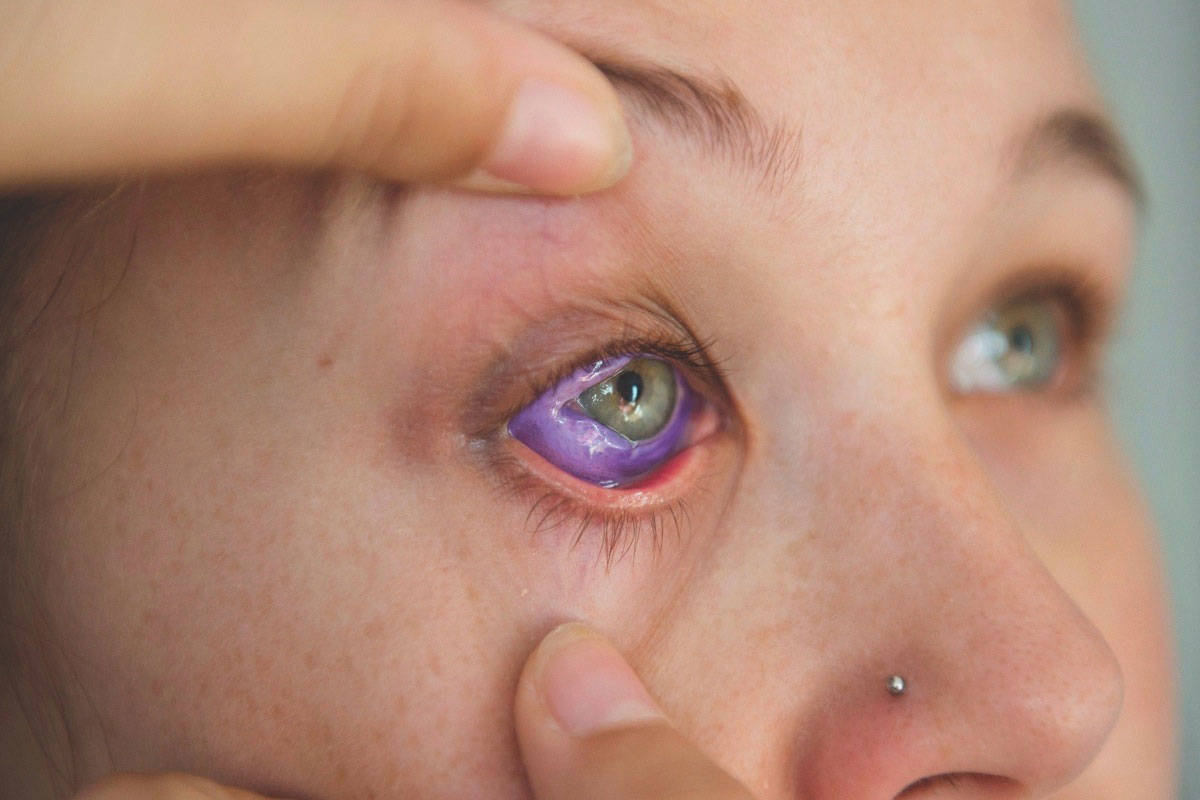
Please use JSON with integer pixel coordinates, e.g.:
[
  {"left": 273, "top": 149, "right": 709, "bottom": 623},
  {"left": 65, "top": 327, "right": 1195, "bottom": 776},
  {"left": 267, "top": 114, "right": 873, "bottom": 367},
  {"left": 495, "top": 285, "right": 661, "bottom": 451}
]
[
  {"left": 1016, "top": 109, "right": 1143, "bottom": 204},
  {"left": 584, "top": 52, "right": 1139, "bottom": 207},
  {"left": 588, "top": 57, "right": 804, "bottom": 196}
]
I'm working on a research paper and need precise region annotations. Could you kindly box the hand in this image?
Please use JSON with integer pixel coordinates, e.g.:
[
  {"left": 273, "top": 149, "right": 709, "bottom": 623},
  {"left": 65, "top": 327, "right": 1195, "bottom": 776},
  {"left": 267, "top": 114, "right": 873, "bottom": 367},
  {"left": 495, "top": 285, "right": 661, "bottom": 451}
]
[
  {"left": 515, "top": 623, "right": 757, "bottom": 800},
  {"left": 71, "top": 773, "right": 282, "bottom": 800},
  {"left": 73, "top": 624, "right": 754, "bottom": 800},
  {"left": 0, "top": 0, "right": 631, "bottom": 194}
]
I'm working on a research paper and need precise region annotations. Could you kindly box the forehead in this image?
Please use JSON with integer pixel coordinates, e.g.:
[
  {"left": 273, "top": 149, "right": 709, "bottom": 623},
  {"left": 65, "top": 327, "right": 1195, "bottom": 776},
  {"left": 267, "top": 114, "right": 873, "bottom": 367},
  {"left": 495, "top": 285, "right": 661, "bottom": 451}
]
[
  {"left": 489, "top": 0, "right": 1095, "bottom": 104},
  {"left": 489, "top": 0, "right": 1103, "bottom": 219},
  {"left": 432, "top": 0, "right": 1128, "bottom": 401}
]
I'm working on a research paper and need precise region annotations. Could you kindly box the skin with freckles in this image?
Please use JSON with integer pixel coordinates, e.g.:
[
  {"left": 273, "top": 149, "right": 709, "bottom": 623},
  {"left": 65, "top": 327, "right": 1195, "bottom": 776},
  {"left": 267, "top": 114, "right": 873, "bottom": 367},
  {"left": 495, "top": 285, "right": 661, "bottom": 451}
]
[{"left": 0, "top": 0, "right": 1177, "bottom": 798}]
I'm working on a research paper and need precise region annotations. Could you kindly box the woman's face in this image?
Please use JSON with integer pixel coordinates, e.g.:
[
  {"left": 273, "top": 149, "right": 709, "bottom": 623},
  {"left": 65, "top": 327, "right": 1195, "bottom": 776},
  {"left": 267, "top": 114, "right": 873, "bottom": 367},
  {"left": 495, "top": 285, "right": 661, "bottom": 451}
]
[{"left": 8, "top": 0, "right": 1176, "bottom": 797}]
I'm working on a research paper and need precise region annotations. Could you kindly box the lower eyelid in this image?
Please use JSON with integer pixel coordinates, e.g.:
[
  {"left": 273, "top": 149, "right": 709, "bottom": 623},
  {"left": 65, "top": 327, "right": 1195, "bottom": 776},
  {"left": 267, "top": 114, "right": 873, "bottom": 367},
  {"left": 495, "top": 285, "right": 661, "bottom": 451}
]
[
  {"left": 504, "top": 425, "right": 713, "bottom": 511},
  {"left": 489, "top": 412, "right": 729, "bottom": 562},
  {"left": 509, "top": 355, "right": 704, "bottom": 486}
]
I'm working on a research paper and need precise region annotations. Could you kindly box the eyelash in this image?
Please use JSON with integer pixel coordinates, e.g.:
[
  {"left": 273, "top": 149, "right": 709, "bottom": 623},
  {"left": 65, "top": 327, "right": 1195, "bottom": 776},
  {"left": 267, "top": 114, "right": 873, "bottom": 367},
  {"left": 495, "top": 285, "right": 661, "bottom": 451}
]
[
  {"left": 485, "top": 269, "right": 1110, "bottom": 565},
  {"left": 491, "top": 453, "right": 697, "bottom": 567},
  {"left": 979, "top": 268, "right": 1114, "bottom": 398},
  {"left": 515, "top": 333, "right": 726, "bottom": 414},
  {"left": 1023, "top": 269, "right": 1108, "bottom": 341},
  {"left": 1053, "top": 274, "right": 1109, "bottom": 397},
  {"left": 492, "top": 332, "right": 728, "bottom": 567}
]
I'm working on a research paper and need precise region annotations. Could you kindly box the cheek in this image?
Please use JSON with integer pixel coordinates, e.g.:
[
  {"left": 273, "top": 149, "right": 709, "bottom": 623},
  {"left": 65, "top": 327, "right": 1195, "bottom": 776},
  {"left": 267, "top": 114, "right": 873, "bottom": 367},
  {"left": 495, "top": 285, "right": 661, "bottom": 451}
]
[
  {"left": 14, "top": 208, "right": 546, "bottom": 795},
  {"left": 36, "top": 422, "right": 551, "bottom": 796},
  {"left": 17, "top": 176, "right": 725, "bottom": 799}
]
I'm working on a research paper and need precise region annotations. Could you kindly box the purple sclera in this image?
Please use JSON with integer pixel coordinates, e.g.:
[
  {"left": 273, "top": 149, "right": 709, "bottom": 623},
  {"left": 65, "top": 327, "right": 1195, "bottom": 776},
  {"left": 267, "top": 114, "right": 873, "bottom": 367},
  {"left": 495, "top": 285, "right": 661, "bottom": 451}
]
[{"left": 507, "top": 355, "right": 695, "bottom": 487}]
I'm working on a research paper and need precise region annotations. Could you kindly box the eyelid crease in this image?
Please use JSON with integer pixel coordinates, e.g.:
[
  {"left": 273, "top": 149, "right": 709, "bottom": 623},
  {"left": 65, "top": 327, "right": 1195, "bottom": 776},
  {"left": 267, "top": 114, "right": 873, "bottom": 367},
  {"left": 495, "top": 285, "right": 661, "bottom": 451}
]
[
  {"left": 460, "top": 295, "right": 731, "bottom": 445},
  {"left": 992, "top": 266, "right": 1116, "bottom": 346}
]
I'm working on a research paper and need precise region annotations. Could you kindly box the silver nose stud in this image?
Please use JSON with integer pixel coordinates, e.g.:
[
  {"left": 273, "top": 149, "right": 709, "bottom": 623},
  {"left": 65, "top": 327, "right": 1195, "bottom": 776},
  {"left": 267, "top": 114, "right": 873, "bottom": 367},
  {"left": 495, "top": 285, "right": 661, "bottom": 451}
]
[{"left": 886, "top": 675, "right": 907, "bottom": 696}]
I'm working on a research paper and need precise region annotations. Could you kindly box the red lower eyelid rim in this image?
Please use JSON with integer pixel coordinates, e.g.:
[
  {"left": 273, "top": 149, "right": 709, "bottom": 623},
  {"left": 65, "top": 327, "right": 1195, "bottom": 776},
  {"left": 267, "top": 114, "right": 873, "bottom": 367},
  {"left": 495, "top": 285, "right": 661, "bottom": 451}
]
[
  {"left": 506, "top": 431, "right": 713, "bottom": 513},
  {"left": 617, "top": 445, "right": 696, "bottom": 491}
]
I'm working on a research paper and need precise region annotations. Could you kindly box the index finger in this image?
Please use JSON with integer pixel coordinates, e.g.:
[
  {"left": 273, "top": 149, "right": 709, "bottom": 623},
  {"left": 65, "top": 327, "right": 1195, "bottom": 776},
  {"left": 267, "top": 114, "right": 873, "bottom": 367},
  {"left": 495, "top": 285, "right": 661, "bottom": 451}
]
[{"left": 0, "top": 0, "right": 631, "bottom": 194}]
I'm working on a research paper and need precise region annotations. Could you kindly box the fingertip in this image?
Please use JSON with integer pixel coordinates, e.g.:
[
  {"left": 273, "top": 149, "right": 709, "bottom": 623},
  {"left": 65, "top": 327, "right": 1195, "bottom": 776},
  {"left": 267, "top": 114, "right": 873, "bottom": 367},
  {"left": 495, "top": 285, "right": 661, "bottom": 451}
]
[
  {"left": 515, "top": 625, "right": 757, "bottom": 800},
  {"left": 455, "top": 78, "right": 633, "bottom": 195},
  {"left": 521, "top": 623, "right": 664, "bottom": 737}
]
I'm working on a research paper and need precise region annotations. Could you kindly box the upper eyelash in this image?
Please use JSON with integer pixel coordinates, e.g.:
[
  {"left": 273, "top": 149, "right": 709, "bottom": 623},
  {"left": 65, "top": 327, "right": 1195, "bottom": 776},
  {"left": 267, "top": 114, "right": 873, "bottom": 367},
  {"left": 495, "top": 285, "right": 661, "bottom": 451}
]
[
  {"left": 488, "top": 271, "right": 1107, "bottom": 563},
  {"left": 944, "top": 266, "right": 1115, "bottom": 402},
  {"left": 516, "top": 331, "right": 728, "bottom": 415},
  {"left": 996, "top": 268, "right": 1114, "bottom": 399},
  {"left": 486, "top": 332, "right": 726, "bottom": 567},
  {"left": 992, "top": 266, "right": 1114, "bottom": 345}
]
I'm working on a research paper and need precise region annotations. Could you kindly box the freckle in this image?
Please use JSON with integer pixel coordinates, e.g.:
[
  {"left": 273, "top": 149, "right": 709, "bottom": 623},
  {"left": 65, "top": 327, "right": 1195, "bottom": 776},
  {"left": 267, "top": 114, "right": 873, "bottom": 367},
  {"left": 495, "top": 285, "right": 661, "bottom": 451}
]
[
  {"left": 317, "top": 355, "right": 334, "bottom": 369},
  {"left": 387, "top": 758, "right": 406, "bottom": 790},
  {"left": 362, "top": 618, "right": 384, "bottom": 641},
  {"left": 270, "top": 702, "right": 284, "bottom": 721},
  {"left": 335, "top": 762, "right": 348, "bottom": 781},
  {"left": 303, "top": 648, "right": 318, "bottom": 669}
]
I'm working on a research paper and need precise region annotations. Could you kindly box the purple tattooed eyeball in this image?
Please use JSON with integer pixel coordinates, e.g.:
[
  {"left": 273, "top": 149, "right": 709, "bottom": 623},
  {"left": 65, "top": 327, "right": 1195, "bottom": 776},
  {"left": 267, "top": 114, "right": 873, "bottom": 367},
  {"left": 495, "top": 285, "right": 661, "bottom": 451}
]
[{"left": 507, "top": 354, "right": 700, "bottom": 487}]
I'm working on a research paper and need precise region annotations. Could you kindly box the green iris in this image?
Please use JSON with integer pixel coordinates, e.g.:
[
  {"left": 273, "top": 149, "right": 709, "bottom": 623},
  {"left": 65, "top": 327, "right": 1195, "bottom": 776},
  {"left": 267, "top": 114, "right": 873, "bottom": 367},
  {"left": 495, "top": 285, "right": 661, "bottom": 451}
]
[
  {"left": 951, "top": 295, "right": 1063, "bottom": 392},
  {"left": 988, "top": 296, "right": 1061, "bottom": 387},
  {"left": 578, "top": 357, "right": 677, "bottom": 441}
]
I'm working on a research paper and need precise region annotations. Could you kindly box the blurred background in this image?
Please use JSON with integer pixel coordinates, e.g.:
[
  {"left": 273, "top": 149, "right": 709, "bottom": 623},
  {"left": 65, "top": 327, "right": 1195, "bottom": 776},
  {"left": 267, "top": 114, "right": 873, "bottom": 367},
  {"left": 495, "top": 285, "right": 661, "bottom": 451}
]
[{"left": 1072, "top": 0, "right": 1200, "bottom": 792}]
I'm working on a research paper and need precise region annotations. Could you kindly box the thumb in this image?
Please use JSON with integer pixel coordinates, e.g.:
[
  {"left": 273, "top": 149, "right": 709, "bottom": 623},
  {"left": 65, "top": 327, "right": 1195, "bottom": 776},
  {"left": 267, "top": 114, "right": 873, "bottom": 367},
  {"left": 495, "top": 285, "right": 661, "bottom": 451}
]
[
  {"left": 515, "top": 623, "right": 757, "bottom": 800},
  {"left": 73, "top": 772, "right": 283, "bottom": 800},
  {"left": 1, "top": 0, "right": 631, "bottom": 194}
]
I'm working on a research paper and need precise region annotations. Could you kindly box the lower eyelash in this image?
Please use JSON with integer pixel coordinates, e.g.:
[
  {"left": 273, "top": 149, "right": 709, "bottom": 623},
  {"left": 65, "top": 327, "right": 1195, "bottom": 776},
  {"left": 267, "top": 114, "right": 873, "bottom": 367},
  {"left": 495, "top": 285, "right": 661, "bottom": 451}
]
[{"left": 491, "top": 450, "right": 694, "bottom": 568}]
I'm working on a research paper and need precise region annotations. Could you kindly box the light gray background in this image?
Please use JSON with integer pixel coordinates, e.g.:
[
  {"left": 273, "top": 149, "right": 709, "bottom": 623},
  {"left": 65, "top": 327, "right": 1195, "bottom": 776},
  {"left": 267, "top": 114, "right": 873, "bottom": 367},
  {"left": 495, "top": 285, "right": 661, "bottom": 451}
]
[{"left": 1073, "top": 0, "right": 1200, "bottom": 793}]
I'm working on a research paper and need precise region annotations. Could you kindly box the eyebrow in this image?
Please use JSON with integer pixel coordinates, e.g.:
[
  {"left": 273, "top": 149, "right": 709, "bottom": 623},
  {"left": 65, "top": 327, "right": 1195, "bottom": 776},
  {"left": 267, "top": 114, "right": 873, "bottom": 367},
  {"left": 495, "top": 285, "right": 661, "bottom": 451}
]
[
  {"left": 589, "top": 57, "right": 804, "bottom": 195},
  {"left": 1014, "top": 109, "right": 1143, "bottom": 204},
  {"left": 586, "top": 54, "right": 1140, "bottom": 205}
]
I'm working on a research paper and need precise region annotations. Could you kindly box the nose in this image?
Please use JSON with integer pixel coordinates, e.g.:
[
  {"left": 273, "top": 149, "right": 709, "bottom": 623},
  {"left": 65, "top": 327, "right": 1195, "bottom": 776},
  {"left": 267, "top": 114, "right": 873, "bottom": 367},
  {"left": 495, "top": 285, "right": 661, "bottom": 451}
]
[{"left": 722, "top": 416, "right": 1124, "bottom": 799}]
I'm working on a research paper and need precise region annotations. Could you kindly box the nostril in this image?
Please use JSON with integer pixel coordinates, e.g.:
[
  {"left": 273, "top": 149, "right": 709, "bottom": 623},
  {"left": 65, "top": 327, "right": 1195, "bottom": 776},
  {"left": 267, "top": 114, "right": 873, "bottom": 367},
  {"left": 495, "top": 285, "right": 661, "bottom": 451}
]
[{"left": 896, "top": 773, "right": 1019, "bottom": 797}]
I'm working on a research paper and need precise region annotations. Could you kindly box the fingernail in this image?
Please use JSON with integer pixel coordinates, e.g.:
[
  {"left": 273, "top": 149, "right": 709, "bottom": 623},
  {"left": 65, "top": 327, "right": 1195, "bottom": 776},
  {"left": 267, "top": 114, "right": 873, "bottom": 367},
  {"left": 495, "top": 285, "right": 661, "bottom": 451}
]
[
  {"left": 536, "top": 623, "right": 664, "bottom": 737},
  {"left": 481, "top": 79, "right": 633, "bottom": 194}
]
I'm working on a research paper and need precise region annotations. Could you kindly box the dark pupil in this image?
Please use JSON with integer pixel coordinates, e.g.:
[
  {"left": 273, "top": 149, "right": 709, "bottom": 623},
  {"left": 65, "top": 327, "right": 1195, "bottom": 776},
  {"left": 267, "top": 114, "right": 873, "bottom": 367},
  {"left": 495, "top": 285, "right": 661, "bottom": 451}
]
[
  {"left": 1009, "top": 325, "right": 1034, "bottom": 354},
  {"left": 615, "top": 370, "right": 642, "bottom": 408}
]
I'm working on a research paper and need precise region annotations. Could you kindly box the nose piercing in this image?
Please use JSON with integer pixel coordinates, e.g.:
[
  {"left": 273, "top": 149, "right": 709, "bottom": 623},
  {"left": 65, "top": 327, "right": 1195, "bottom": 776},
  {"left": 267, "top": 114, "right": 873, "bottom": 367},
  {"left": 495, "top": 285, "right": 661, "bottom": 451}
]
[{"left": 886, "top": 675, "right": 907, "bottom": 696}]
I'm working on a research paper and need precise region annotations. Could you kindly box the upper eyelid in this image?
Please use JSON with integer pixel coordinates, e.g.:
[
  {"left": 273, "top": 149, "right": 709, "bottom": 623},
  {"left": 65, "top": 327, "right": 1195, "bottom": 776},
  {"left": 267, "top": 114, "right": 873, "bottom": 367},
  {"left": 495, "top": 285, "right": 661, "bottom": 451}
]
[
  {"left": 526, "top": 334, "right": 726, "bottom": 408},
  {"left": 995, "top": 268, "right": 1114, "bottom": 338},
  {"left": 939, "top": 266, "right": 1117, "bottom": 364},
  {"left": 459, "top": 302, "right": 729, "bottom": 443},
  {"left": 942, "top": 272, "right": 1114, "bottom": 402}
]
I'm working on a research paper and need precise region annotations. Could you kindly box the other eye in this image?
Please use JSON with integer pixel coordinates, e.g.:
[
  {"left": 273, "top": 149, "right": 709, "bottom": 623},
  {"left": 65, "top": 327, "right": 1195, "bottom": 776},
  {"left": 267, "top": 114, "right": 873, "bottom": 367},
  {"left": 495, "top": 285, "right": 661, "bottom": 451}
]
[
  {"left": 948, "top": 294, "right": 1066, "bottom": 393},
  {"left": 507, "top": 354, "right": 709, "bottom": 487}
]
